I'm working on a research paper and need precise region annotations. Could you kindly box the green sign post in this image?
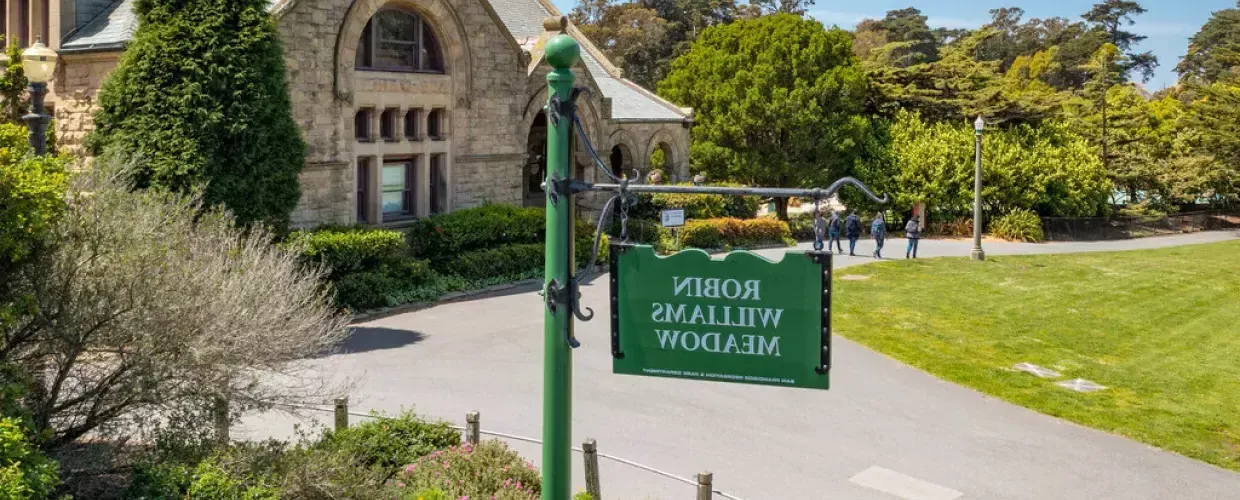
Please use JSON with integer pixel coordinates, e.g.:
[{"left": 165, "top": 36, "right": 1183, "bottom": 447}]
[
  {"left": 537, "top": 22, "right": 885, "bottom": 498},
  {"left": 610, "top": 245, "right": 832, "bottom": 389}
]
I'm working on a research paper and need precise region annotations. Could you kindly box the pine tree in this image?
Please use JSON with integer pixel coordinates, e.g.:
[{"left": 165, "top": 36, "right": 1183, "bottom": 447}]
[{"left": 88, "top": 0, "right": 306, "bottom": 231}]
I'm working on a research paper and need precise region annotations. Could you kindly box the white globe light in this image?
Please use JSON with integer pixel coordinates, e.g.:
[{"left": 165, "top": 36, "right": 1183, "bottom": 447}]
[{"left": 22, "top": 40, "right": 58, "bottom": 84}]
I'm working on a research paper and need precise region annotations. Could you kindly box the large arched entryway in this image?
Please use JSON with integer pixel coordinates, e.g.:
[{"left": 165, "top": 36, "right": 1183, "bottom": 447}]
[{"left": 523, "top": 111, "right": 547, "bottom": 207}]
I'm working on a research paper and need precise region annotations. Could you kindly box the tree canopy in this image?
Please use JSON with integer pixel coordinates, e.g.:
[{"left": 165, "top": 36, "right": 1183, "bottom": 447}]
[{"left": 89, "top": 0, "right": 306, "bottom": 231}]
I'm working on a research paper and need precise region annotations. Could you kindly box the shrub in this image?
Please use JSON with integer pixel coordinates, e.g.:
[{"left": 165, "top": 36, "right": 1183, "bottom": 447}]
[
  {"left": 991, "top": 209, "right": 1045, "bottom": 242},
  {"left": 285, "top": 226, "right": 408, "bottom": 279},
  {"left": 89, "top": 0, "right": 307, "bottom": 231},
  {"left": 390, "top": 441, "right": 540, "bottom": 500},
  {"left": 332, "top": 259, "right": 435, "bottom": 311},
  {"left": 441, "top": 243, "right": 545, "bottom": 281},
  {"left": 680, "top": 217, "right": 795, "bottom": 249},
  {"left": 407, "top": 204, "right": 545, "bottom": 260},
  {"left": 606, "top": 217, "right": 665, "bottom": 246},
  {"left": 787, "top": 213, "right": 815, "bottom": 241},
  {"left": 631, "top": 183, "right": 760, "bottom": 221},
  {"left": 186, "top": 460, "right": 279, "bottom": 500},
  {"left": 927, "top": 218, "right": 973, "bottom": 237},
  {"left": 0, "top": 418, "right": 61, "bottom": 500},
  {"left": 316, "top": 411, "right": 460, "bottom": 472}
]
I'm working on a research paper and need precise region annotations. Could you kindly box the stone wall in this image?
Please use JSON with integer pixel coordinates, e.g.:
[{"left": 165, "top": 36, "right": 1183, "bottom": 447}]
[{"left": 51, "top": 52, "right": 120, "bottom": 157}]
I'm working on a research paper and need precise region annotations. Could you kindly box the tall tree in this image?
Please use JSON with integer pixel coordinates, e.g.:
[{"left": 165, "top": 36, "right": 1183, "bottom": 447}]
[
  {"left": 658, "top": 14, "right": 871, "bottom": 219},
  {"left": 880, "top": 8, "right": 940, "bottom": 66},
  {"left": 1176, "top": 1, "right": 1240, "bottom": 84},
  {"left": 1181, "top": 78, "right": 1240, "bottom": 205},
  {"left": 1082, "top": 0, "right": 1158, "bottom": 81},
  {"left": 572, "top": 1, "right": 671, "bottom": 89},
  {"left": 88, "top": 0, "right": 307, "bottom": 231}
]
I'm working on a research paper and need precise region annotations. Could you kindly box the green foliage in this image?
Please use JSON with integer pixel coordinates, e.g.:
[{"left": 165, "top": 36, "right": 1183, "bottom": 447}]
[
  {"left": 440, "top": 243, "right": 544, "bottom": 283},
  {"left": 1182, "top": 78, "right": 1240, "bottom": 205},
  {"left": 1177, "top": 2, "right": 1240, "bottom": 84},
  {"left": 878, "top": 110, "right": 1110, "bottom": 219},
  {"left": 0, "top": 124, "right": 68, "bottom": 269},
  {"left": 391, "top": 441, "right": 540, "bottom": 500},
  {"left": 0, "top": 418, "right": 61, "bottom": 500},
  {"left": 406, "top": 204, "right": 545, "bottom": 262},
  {"left": 990, "top": 209, "right": 1046, "bottom": 241},
  {"left": 679, "top": 217, "right": 794, "bottom": 250},
  {"left": 574, "top": 492, "right": 594, "bottom": 500},
  {"left": 0, "top": 39, "right": 29, "bottom": 124},
  {"left": 332, "top": 259, "right": 435, "bottom": 311},
  {"left": 89, "top": 0, "right": 306, "bottom": 231},
  {"left": 658, "top": 14, "right": 871, "bottom": 219},
  {"left": 186, "top": 460, "right": 279, "bottom": 500},
  {"left": 632, "top": 183, "right": 760, "bottom": 221},
  {"left": 285, "top": 226, "right": 409, "bottom": 279},
  {"left": 316, "top": 411, "right": 460, "bottom": 472}
]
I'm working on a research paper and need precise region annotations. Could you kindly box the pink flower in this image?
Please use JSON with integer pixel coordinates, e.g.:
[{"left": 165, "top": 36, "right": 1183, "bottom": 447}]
[{"left": 405, "top": 464, "right": 416, "bottom": 473}]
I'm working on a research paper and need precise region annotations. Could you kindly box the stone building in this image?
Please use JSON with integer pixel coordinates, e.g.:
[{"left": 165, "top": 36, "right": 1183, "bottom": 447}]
[{"left": 20, "top": 0, "right": 692, "bottom": 226}]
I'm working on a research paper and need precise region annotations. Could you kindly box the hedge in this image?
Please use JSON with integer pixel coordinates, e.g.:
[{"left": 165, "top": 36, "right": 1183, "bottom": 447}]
[
  {"left": 284, "top": 226, "right": 407, "bottom": 279},
  {"left": 630, "top": 182, "right": 760, "bottom": 221},
  {"left": 331, "top": 259, "right": 435, "bottom": 311},
  {"left": 991, "top": 209, "right": 1045, "bottom": 242},
  {"left": 680, "top": 217, "right": 795, "bottom": 249},
  {"left": 406, "top": 204, "right": 544, "bottom": 261}
]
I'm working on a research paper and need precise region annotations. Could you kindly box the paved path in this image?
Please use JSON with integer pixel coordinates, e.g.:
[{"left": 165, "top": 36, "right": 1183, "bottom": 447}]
[{"left": 239, "top": 231, "right": 1240, "bottom": 500}]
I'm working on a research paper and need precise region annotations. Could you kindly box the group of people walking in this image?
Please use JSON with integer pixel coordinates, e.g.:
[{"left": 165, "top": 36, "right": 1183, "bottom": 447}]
[{"left": 814, "top": 210, "right": 922, "bottom": 259}]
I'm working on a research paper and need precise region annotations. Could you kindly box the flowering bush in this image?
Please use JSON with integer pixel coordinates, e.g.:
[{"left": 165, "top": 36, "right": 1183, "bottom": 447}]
[
  {"left": 680, "top": 217, "right": 795, "bottom": 249},
  {"left": 390, "top": 441, "right": 541, "bottom": 500}
]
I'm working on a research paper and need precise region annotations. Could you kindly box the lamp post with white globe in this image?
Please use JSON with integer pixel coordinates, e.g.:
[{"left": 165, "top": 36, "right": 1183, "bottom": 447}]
[
  {"left": 21, "top": 39, "right": 58, "bottom": 156},
  {"left": 971, "top": 116, "right": 985, "bottom": 261}
]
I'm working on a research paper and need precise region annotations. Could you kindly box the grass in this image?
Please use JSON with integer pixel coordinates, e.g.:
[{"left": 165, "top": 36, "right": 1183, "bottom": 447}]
[{"left": 833, "top": 240, "right": 1240, "bottom": 471}]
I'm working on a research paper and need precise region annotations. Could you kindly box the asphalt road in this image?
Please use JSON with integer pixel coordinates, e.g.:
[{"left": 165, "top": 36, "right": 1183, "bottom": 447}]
[{"left": 238, "top": 231, "right": 1240, "bottom": 500}]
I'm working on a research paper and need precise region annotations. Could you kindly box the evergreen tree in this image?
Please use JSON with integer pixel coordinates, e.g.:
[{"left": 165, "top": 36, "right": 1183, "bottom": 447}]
[
  {"left": 0, "top": 38, "right": 29, "bottom": 124},
  {"left": 1176, "top": 1, "right": 1240, "bottom": 84},
  {"left": 1082, "top": 0, "right": 1158, "bottom": 82},
  {"left": 88, "top": 0, "right": 306, "bottom": 231},
  {"left": 658, "top": 14, "right": 871, "bottom": 220}
]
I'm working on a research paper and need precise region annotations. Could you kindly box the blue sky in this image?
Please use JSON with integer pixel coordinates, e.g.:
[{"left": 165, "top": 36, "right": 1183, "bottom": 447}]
[{"left": 549, "top": 0, "right": 1236, "bottom": 90}]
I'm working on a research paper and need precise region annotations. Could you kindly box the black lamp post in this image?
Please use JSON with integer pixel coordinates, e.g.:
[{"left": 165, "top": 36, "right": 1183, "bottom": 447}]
[{"left": 21, "top": 39, "right": 58, "bottom": 156}]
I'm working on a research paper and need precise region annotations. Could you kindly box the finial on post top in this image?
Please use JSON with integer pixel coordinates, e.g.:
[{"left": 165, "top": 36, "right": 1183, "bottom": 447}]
[
  {"left": 544, "top": 33, "right": 580, "bottom": 70},
  {"left": 543, "top": 16, "right": 568, "bottom": 32}
]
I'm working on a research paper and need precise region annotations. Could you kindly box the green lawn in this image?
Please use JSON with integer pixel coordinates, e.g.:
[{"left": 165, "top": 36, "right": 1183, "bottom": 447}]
[{"left": 833, "top": 240, "right": 1240, "bottom": 470}]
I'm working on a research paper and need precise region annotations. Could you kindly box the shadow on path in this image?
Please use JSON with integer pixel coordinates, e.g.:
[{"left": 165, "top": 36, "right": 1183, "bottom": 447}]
[{"left": 331, "top": 327, "right": 426, "bottom": 356}]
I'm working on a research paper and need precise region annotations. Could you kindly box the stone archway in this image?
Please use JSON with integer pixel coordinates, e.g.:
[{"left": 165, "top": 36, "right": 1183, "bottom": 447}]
[
  {"left": 523, "top": 110, "right": 547, "bottom": 207},
  {"left": 609, "top": 143, "right": 633, "bottom": 179},
  {"left": 649, "top": 142, "right": 673, "bottom": 175}
]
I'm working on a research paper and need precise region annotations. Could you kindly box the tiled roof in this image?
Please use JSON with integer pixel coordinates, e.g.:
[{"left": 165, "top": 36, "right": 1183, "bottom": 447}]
[
  {"left": 60, "top": 0, "right": 136, "bottom": 52},
  {"left": 61, "top": 0, "right": 282, "bottom": 52},
  {"left": 491, "top": 0, "right": 688, "bottom": 122},
  {"left": 58, "top": 0, "right": 690, "bottom": 123}
]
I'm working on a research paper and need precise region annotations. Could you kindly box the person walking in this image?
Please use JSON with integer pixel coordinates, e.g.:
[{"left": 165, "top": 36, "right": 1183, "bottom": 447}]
[
  {"left": 845, "top": 211, "right": 862, "bottom": 256},
  {"left": 812, "top": 211, "right": 828, "bottom": 251},
  {"left": 905, "top": 216, "right": 921, "bottom": 259},
  {"left": 871, "top": 212, "right": 887, "bottom": 258},
  {"left": 827, "top": 211, "right": 844, "bottom": 254}
]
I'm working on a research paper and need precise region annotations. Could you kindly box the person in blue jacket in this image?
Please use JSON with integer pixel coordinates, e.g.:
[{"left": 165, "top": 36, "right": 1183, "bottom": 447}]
[
  {"left": 845, "top": 211, "right": 862, "bottom": 256},
  {"left": 827, "top": 211, "right": 844, "bottom": 254},
  {"left": 870, "top": 212, "right": 887, "bottom": 258}
]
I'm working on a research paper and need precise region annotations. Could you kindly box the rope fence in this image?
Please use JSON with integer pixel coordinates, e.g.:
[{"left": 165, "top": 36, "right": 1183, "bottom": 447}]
[{"left": 260, "top": 399, "right": 746, "bottom": 500}]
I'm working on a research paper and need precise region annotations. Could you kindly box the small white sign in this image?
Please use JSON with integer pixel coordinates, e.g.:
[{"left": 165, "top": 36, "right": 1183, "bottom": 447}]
[{"left": 661, "top": 209, "right": 686, "bottom": 228}]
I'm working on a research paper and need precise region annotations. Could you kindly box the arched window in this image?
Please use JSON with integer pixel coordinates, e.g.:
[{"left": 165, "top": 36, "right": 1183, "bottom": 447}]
[{"left": 355, "top": 9, "right": 445, "bottom": 73}]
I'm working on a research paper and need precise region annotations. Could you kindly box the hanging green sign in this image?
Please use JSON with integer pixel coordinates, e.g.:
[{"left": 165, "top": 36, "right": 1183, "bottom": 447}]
[{"left": 609, "top": 244, "right": 831, "bottom": 390}]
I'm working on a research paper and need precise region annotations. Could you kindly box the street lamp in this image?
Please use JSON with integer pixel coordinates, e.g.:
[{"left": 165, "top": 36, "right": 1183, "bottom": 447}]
[
  {"left": 21, "top": 39, "right": 58, "bottom": 156},
  {"left": 971, "top": 116, "right": 985, "bottom": 261}
]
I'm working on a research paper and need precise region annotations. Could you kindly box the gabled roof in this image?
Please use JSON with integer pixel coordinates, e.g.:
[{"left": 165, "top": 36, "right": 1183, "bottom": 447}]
[
  {"left": 491, "top": 0, "right": 690, "bottom": 123},
  {"left": 59, "top": 0, "right": 691, "bottom": 123}
]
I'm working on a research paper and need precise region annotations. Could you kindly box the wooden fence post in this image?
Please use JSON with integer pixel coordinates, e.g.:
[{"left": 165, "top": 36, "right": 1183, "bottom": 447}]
[
  {"left": 334, "top": 397, "right": 349, "bottom": 431},
  {"left": 582, "top": 438, "right": 601, "bottom": 499},
  {"left": 466, "top": 411, "right": 480, "bottom": 445},
  {"left": 696, "top": 471, "right": 713, "bottom": 500},
  {"left": 212, "top": 395, "right": 229, "bottom": 446}
]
